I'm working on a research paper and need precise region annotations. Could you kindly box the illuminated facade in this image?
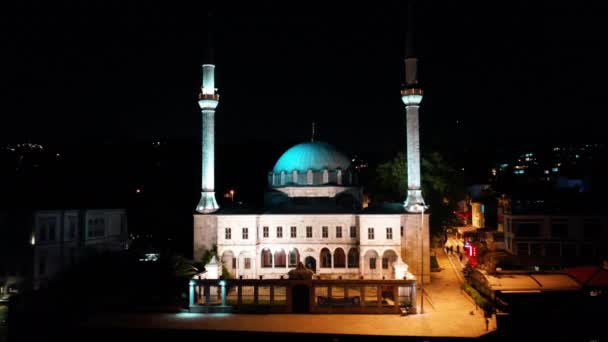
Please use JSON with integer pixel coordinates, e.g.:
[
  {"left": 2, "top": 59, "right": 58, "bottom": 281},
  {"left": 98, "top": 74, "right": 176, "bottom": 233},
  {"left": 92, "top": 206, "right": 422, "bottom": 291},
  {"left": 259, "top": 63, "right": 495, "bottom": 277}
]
[{"left": 194, "top": 140, "right": 430, "bottom": 282}]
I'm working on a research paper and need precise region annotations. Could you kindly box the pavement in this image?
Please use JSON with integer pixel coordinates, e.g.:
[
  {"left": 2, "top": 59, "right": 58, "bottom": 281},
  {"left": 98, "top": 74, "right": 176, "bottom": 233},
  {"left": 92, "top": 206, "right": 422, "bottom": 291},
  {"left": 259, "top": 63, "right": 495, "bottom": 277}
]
[{"left": 81, "top": 248, "right": 496, "bottom": 338}]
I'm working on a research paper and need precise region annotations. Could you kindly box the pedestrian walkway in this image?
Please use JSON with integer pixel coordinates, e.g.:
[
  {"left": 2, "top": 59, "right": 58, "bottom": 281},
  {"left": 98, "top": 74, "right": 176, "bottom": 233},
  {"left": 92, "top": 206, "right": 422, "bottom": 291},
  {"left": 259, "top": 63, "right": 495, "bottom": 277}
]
[{"left": 424, "top": 248, "right": 492, "bottom": 330}]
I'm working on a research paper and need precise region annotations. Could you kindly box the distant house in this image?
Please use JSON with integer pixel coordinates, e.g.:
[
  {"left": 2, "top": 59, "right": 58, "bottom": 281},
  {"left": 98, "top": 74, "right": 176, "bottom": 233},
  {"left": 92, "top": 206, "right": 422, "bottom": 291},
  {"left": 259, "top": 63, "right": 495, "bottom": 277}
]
[
  {"left": 32, "top": 209, "right": 129, "bottom": 289},
  {"left": 502, "top": 213, "right": 608, "bottom": 267}
]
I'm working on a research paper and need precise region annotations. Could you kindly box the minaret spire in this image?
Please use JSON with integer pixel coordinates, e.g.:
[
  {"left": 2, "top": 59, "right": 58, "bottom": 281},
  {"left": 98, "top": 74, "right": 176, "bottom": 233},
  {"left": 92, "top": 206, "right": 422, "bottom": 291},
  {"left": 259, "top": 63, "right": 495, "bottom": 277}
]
[
  {"left": 401, "top": 1, "right": 425, "bottom": 213},
  {"left": 196, "top": 11, "right": 220, "bottom": 213},
  {"left": 311, "top": 122, "right": 315, "bottom": 142}
]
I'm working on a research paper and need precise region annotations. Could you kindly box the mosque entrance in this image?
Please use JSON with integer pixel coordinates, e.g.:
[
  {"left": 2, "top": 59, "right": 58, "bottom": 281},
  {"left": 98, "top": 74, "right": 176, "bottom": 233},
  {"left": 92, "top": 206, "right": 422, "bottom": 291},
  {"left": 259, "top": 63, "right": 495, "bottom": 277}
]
[
  {"left": 292, "top": 285, "right": 310, "bottom": 313},
  {"left": 304, "top": 256, "right": 316, "bottom": 273}
]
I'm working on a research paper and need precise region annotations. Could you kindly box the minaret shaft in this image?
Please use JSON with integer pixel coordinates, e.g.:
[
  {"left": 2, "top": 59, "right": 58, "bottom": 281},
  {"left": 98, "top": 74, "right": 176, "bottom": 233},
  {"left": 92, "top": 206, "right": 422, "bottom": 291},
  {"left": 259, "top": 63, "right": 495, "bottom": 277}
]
[
  {"left": 406, "top": 105, "right": 421, "bottom": 190},
  {"left": 201, "top": 110, "right": 215, "bottom": 192},
  {"left": 196, "top": 63, "right": 220, "bottom": 214}
]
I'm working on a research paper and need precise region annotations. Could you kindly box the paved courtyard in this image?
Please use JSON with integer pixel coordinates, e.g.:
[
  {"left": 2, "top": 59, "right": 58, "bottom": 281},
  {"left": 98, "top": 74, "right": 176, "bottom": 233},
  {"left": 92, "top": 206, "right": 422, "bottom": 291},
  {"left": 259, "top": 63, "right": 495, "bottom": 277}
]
[{"left": 82, "top": 248, "right": 495, "bottom": 338}]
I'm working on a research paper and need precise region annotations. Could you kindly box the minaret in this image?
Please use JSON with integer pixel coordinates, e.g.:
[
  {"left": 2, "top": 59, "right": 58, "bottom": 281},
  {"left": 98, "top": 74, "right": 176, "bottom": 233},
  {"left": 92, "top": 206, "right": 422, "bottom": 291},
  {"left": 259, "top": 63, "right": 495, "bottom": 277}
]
[
  {"left": 401, "top": 2, "right": 425, "bottom": 213},
  {"left": 196, "top": 14, "right": 220, "bottom": 213}
]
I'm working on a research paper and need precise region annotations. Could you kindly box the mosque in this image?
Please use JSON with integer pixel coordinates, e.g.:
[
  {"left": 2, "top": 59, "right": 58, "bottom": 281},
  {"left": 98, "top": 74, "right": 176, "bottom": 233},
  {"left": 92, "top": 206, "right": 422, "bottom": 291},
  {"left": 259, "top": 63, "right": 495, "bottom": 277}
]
[{"left": 192, "top": 21, "right": 430, "bottom": 283}]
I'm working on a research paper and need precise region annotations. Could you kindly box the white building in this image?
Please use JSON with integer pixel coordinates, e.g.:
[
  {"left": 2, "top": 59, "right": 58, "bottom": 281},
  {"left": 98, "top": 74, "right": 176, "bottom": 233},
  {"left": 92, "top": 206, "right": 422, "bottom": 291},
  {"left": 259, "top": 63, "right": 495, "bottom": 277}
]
[
  {"left": 194, "top": 142, "right": 430, "bottom": 282},
  {"left": 32, "top": 209, "right": 128, "bottom": 289}
]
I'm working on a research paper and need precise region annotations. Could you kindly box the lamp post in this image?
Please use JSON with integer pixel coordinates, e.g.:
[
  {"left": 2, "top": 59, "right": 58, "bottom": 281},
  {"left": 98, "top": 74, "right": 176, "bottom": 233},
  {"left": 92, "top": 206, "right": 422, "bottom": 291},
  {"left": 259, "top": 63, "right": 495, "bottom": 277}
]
[
  {"left": 229, "top": 189, "right": 235, "bottom": 203},
  {"left": 420, "top": 204, "right": 428, "bottom": 314}
]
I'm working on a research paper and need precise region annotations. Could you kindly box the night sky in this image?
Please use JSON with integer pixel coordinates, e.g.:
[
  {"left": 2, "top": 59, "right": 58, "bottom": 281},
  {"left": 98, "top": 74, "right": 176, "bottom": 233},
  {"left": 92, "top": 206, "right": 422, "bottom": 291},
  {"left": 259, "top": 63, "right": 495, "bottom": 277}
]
[{"left": 3, "top": 1, "right": 608, "bottom": 156}]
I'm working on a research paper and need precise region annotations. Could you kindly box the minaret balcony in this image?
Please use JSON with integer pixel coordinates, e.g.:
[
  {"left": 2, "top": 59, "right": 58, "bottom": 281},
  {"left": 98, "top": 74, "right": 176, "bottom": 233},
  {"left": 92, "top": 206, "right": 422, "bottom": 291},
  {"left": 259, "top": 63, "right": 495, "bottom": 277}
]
[
  {"left": 198, "top": 93, "right": 220, "bottom": 101},
  {"left": 401, "top": 88, "right": 423, "bottom": 106},
  {"left": 198, "top": 93, "right": 220, "bottom": 110}
]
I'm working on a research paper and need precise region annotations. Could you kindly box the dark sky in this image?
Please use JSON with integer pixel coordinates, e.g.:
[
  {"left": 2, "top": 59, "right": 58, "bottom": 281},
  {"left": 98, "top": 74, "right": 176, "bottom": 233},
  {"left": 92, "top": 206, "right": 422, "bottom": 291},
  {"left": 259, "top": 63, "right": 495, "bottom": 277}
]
[{"left": 2, "top": 1, "right": 608, "bottom": 156}]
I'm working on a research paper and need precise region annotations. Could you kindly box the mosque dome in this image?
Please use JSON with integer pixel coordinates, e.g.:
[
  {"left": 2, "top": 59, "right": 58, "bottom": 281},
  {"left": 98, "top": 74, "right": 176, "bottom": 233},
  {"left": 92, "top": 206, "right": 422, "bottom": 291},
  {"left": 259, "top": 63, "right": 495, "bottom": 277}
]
[
  {"left": 269, "top": 142, "right": 355, "bottom": 189},
  {"left": 273, "top": 142, "right": 351, "bottom": 173}
]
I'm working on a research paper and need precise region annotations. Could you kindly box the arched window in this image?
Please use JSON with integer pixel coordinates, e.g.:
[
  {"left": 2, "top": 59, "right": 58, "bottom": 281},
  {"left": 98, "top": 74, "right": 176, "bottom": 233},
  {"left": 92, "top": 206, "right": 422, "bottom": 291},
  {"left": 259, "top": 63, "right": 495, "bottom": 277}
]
[
  {"left": 322, "top": 169, "right": 329, "bottom": 184},
  {"left": 261, "top": 249, "right": 272, "bottom": 268},
  {"left": 333, "top": 248, "right": 346, "bottom": 268},
  {"left": 292, "top": 170, "right": 298, "bottom": 184},
  {"left": 307, "top": 170, "right": 313, "bottom": 185},
  {"left": 320, "top": 248, "right": 332, "bottom": 268},
  {"left": 274, "top": 249, "right": 286, "bottom": 267},
  {"left": 348, "top": 248, "right": 359, "bottom": 268},
  {"left": 337, "top": 169, "right": 342, "bottom": 185},
  {"left": 280, "top": 171, "right": 285, "bottom": 185},
  {"left": 289, "top": 248, "right": 300, "bottom": 267}
]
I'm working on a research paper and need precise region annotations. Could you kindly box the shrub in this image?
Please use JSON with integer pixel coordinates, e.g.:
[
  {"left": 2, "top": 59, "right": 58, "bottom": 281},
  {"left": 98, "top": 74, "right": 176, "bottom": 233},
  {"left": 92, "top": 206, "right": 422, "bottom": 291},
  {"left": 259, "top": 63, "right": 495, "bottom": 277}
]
[{"left": 461, "top": 283, "right": 489, "bottom": 310}]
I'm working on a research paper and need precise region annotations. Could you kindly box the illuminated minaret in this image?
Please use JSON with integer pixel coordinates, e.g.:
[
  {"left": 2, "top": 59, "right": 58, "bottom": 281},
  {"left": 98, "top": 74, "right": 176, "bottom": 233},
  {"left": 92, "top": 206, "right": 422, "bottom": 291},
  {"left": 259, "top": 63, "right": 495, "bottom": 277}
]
[
  {"left": 196, "top": 19, "right": 220, "bottom": 213},
  {"left": 401, "top": 3, "right": 425, "bottom": 213}
]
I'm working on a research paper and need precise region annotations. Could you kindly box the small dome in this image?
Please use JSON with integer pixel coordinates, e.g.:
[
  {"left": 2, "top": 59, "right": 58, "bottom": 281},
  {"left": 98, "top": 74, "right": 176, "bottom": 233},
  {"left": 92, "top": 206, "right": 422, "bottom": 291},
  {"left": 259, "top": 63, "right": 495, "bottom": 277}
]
[{"left": 273, "top": 142, "right": 351, "bottom": 173}]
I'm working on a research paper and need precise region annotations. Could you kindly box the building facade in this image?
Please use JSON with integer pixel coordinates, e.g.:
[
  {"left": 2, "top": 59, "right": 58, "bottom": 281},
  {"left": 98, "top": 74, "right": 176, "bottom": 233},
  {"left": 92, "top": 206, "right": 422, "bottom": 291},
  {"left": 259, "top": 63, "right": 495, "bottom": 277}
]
[
  {"left": 503, "top": 213, "right": 608, "bottom": 263},
  {"left": 194, "top": 142, "right": 430, "bottom": 282},
  {"left": 32, "top": 209, "right": 128, "bottom": 289}
]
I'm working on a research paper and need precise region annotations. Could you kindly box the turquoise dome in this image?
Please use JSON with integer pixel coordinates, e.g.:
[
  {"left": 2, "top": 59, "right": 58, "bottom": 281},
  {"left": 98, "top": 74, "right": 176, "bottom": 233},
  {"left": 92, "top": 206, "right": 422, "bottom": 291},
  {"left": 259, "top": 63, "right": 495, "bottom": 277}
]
[{"left": 273, "top": 142, "right": 351, "bottom": 173}]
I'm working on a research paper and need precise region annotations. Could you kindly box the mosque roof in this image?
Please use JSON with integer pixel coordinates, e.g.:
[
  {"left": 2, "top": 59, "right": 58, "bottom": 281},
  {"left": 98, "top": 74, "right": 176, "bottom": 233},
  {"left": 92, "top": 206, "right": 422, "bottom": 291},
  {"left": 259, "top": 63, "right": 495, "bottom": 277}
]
[{"left": 272, "top": 141, "right": 351, "bottom": 173}]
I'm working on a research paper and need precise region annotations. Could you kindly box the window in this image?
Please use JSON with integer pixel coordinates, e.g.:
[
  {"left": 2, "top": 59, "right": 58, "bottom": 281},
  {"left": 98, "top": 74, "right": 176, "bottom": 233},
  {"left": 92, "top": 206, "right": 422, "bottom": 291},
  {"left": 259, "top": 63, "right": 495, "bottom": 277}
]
[
  {"left": 320, "top": 248, "right": 332, "bottom": 268},
  {"left": 517, "top": 223, "right": 540, "bottom": 237},
  {"left": 263, "top": 226, "right": 269, "bottom": 238},
  {"left": 261, "top": 249, "right": 272, "bottom": 268},
  {"left": 225, "top": 228, "right": 231, "bottom": 240},
  {"left": 306, "top": 226, "right": 312, "bottom": 238},
  {"left": 290, "top": 226, "right": 297, "bottom": 238},
  {"left": 400, "top": 226, "right": 404, "bottom": 237},
  {"left": 584, "top": 221, "right": 602, "bottom": 240},
  {"left": 369, "top": 257, "right": 376, "bottom": 269},
  {"left": 289, "top": 249, "right": 299, "bottom": 266},
  {"left": 562, "top": 244, "right": 577, "bottom": 257},
  {"left": 386, "top": 227, "right": 393, "bottom": 240},
  {"left": 530, "top": 243, "right": 543, "bottom": 256},
  {"left": 232, "top": 257, "right": 237, "bottom": 269},
  {"left": 87, "top": 217, "right": 105, "bottom": 238},
  {"left": 551, "top": 223, "right": 568, "bottom": 238},
  {"left": 242, "top": 227, "right": 249, "bottom": 240},
  {"left": 68, "top": 217, "right": 76, "bottom": 239},
  {"left": 336, "top": 226, "right": 342, "bottom": 238},
  {"left": 276, "top": 226, "right": 283, "bottom": 238},
  {"left": 368, "top": 227, "right": 374, "bottom": 240},
  {"left": 244, "top": 258, "right": 251, "bottom": 269},
  {"left": 274, "top": 250, "right": 286, "bottom": 267},
  {"left": 322, "top": 226, "right": 328, "bottom": 238},
  {"left": 48, "top": 222, "right": 56, "bottom": 241},
  {"left": 334, "top": 248, "right": 346, "bottom": 267},
  {"left": 347, "top": 248, "right": 359, "bottom": 268},
  {"left": 350, "top": 226, "right": 356, "bottom": 238},
  {"left": 546, "top": 243, "right": 561, "bottom": 257},
  {"left": 517, "top": 243, "right": 529, "bottom": 256},
  {"left": 39, "top": 226, "right": 47, "bottom": 242},
  {"left": 382, "top": 258, "right": 389, "bottom": 269},
  {"left": 582, "top": 244, "right": 595, "bottom": 257}
]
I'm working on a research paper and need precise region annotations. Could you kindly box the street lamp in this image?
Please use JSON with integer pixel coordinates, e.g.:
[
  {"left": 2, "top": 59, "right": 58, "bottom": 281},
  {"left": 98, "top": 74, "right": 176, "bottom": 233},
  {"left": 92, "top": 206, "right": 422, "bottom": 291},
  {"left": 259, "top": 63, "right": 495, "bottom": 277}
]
[
  {"left": 229, "top": 189, "right": 235, "bottom": 203},
  {"left": 420, "top": 204, "right": 429, "bottom": 314}
]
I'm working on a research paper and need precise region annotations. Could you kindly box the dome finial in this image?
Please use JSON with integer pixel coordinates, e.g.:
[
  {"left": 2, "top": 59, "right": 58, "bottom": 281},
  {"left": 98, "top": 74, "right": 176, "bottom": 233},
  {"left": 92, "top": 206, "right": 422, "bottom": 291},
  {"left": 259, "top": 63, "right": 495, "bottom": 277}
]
[{"left": 311, "top": 122, "right": 315, "bottom": 142}]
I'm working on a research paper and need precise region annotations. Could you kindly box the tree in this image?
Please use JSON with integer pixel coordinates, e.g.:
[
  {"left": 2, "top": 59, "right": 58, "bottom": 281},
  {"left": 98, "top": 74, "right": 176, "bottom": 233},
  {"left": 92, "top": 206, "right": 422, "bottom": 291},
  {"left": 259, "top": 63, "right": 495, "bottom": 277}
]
[
  {"left": 371, "top": 151, "right": 465, "bottom": 238},
  {"left": 477, "top": 240, "right": 507, "bottom": 275}
]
